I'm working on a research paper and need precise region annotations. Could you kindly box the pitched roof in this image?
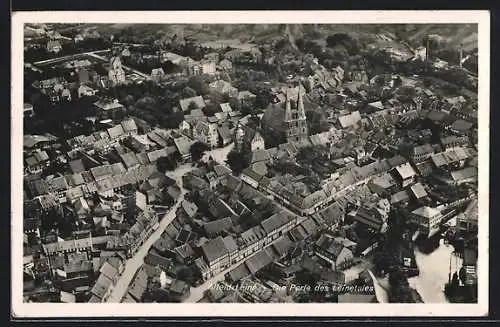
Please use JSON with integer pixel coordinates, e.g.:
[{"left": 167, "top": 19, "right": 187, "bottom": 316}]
[
  {"left": 237, "top": 90, "right": 256, "bottom": 100},
  {"left": 220, "top": 103, "right": 233, "bottom": 113},
  {"left": 201, "top": 236, "right": 228, "bottom": 263},
  {"left": 128, "top": 266, "right": 148, "bottom": 301},
  {"left": 244, "top": 249, "right": 273, "bottom": 275},
  {"left": 222, "top": 235, "right": 238, "bottom": 253},
  {"left": 227, "top": 263, "right": 251, "bottom": 283},
  {"left": 181, "top": 200, "right": 198, "bottom": 218},
  {"left": 204, "top": 217, "right": 233, "bottom": 236},
  {"left": 410, "top": 183, "right": 428, "bottom": 199},
  {"left": 173, "top": 136, "right": 193, "bottom": 156},
  {"left": 90, "top": 165, "right": 113, "bottom": 181},
  {"left": 394, "top": 162, "right": 416, "bottom": 180},
  {"left": 179, "top": 96, "right": 206, "bottom": 112},
  {"left": 91, "top": 273, "right": 113, "bottom": 299},
  {"left": 69, "top": 159, "right": 86, "bottom": 174},
  {"left": 260, "top": 212, "right": 295, "bottom": 234},
  {"left": 450, "top": 167, "right": 478, "bottom": 182},
  {"left": 451, "top": 119, "right": 474, "bottom": 132},
  {"left": 338, "top": 111, "right": 361, "bottom": 128},
  {"left": 412, "top": 143, "right": 434, "bottom": 157},
  {"left": 99, "top": 262, "right": 118, "bottom": 281},
  {"left": 368, "top": 101, "right": 384, "bottom": 110},
  {"left": 107, "top": 125, "right": 125, "bottom": 139},
  {"left": 94, "top": 100, "right": 124, "bottom": 111},
  {"left": 120, "top": 118, "right": 138, "bottom": 133},
  {"left": 412, "top": 206, "right": 441, "bottom": 218},
  {"left": 391, "top": 190, "right": 410, "bottom": 204},
  {"left": 272, "top": 234, "right": 294, "bottom": 257}
]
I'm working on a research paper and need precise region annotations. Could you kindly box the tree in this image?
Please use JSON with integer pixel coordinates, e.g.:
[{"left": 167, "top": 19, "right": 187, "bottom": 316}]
[
  {"left": 226, "top": 149, "right": 251, "bottom": 175},
  {"left": 187, "top": 101, "right": 198, "bottom": 111},
  {"left": 202, "top": 103, "right": 219, "bottom": 117},
  {"left": 187, "top": 76, "right": 210, "bottom": 95},
  {"left": 190, "top": 142, "right": 210, "bottom": 162},
  {"left": 157, "top": 155, "right": 178, "bottom": 172},
  {"left": 306, "top": 110, "right": 330, "bottom": 135},
  {"left": 181, "top": 86, "right": 197, "bottom": 98}
]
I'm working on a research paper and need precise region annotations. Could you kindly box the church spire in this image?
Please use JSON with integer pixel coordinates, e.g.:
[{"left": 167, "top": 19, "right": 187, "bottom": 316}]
[
  {"left": 284, "top": 89, "right": 292, "bottom": 122},
  {"left": 297, "top": 84, "right": 305, "bottom": 119}
]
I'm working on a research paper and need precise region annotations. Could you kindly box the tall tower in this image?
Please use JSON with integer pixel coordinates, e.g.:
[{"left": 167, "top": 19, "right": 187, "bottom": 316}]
[
  {"left": 235, "top": 122, "right": 245, "bottom": 152},
  {"left": 284, "top": 86, "right": 308, "bottom": 143}
]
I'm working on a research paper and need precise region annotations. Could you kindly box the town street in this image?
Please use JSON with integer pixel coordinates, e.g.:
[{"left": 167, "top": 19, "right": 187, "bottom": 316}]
[
  {"left": 106, "top": 190, "right": 187, "bottom": 302},
  {"left": 106, "top": 143, "right": 234, "bottom": 302},
  {"left": 32, "top": 49, "right": 111, "bottom": 67}
]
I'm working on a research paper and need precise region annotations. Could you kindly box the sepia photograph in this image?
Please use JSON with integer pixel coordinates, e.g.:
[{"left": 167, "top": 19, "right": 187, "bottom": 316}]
[{"left": 11, "top": 10, "right": 489, "bottom": 317}]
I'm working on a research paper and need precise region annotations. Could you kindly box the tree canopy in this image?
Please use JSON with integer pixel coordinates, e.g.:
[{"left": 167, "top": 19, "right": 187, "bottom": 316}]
[
  {"left": 226, "top": 149, "right": 251, "bottom": 175},
  {"left": 190, "top": 142, "right": 210, "bottom": 162}
]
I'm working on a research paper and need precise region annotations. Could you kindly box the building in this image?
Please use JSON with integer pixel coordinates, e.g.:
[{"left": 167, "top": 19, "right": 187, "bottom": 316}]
[
  {"left": 24, "top": 150, "right": 50, "bottom": 174},
  {"left": 338, "top": 111, "right": 362, "bottom": 129},
  {"left": 46, "top": 40, "right": 62, "bottom": 54},
  {"left": 94, "top": 99, "right": 125, "bottom": 120},
  {"left": 414, "top": 46, "right": 427, "bottom": 61},
  {"left": 315, "top": 234, "right": 355, "bottom": 271},
  {"left": 209, "top": 80, "right": 238, "bottom": 97},
  {"left": 201, "top": 59, "right": 217, "bottom": 75},
  {"left": 411, "top": 144, "right": 435, "bottom": 163},
  {"left": 200, "top": 236, "right": 230, "bottom": 277},
  {"left": 193, "top": 121, "right": 219, "bottom": 149},
  {"left": 173, "top": 136, "right": 194, "bottom": 162},
  {"left": 392, "top": 162, "right": 417, "bottom": 187},
  {"left": 24, "top": 103, "right": 35, "bottom": 118},
  {"left": 351, "top": 203, "right": 388, "bottom": 234},
  {"left": 179, "top": 96, "right": 206, "bottom": 112},
  {"left": 260, "top": 212, "right": 297, "bottom": 244},
  {"left": 151, "top": 68, "right": 165, "bottom": 82},
  {"left": 441, "top": 135, "right": 469, "bottom": 151},
  {"left": 261, "top": 86, "right": 308, "bottom": 144},
  {"left": 410, "top": 206, "right": 442, "bottom": 238},
  {"left": 457, "top": 199, "right": 478, "bottom": 233},
  {"left": 120, "top": 118, "right": 138, "bottom": 136},
  {"left": 108, "top": 57, "right": 126, "bottom": 86},
  {"left": 218, "top": 59, "right": 233, "bottom": 71},
  {"left": 78, "top": 85, "right": 97, "bottom": 98},
  {"left": 235, "top": 124, "right": 265, "bottom": 153}
]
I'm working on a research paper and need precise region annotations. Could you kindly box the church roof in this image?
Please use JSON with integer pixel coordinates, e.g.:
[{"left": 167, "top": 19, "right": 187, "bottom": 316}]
[{"left": 262, "top": 102, "right": 286, "bottom": 132}]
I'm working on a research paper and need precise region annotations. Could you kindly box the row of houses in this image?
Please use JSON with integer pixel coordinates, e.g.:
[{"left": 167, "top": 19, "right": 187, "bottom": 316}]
[
  {"left": 196, "top": 210, "right": 298, "bottom": 280},
  {"left": 242, "top": 154, "right": 412, "bottom": 216}
]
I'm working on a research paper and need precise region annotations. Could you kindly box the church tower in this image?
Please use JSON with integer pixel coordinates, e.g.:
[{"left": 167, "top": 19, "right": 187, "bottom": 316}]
[
  {"left": 235, "top": 122, "right": 245, "bottom": 152},
  {"left": 283, "top": 85, "right": 308, "bottom": 143}
]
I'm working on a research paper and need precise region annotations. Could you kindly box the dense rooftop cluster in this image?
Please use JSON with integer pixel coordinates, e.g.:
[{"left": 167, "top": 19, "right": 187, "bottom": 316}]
[{"left": 22, "top": 23, "right": 478, "bottom": 304}]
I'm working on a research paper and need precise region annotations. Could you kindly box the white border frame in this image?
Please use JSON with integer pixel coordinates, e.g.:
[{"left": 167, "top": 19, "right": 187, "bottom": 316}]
[{"left": 11, "top": 10, "right": 490, "bottom": 317}]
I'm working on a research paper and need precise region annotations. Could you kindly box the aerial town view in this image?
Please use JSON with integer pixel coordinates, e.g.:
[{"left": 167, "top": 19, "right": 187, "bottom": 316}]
[{"left": 21, "top": 23, "right": 479, "bottom": 304}]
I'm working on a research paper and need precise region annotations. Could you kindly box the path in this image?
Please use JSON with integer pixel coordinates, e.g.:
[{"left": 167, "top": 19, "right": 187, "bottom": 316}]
[{"left": 368, "top": 270, "right": 390, "bottom": 303}]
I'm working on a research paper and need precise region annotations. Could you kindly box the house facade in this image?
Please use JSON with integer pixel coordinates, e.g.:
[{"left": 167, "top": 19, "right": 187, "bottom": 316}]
[
  {"left": 410, "top": 206, "right": 443, "bottom": 238},
  {"left": 193, "top": 121, "right": 219, "bottom": 149}
]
